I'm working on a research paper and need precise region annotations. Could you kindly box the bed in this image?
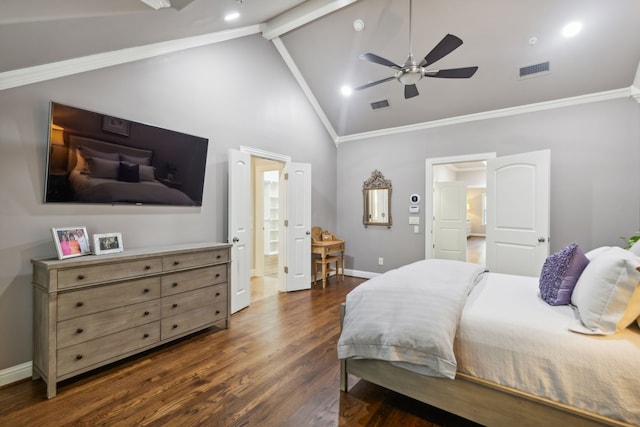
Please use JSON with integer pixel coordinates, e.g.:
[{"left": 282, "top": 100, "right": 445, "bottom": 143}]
[
  {"left": 65, "top": 135, "right": 196, "bottom": 205},
  {"left": 338, "top": 247, "right": 640, "bottom": 427}
]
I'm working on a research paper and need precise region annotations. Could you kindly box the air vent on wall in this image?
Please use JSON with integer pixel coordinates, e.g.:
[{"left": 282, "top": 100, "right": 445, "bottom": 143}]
[
  {"left": 370, "top": 99, "right": 390, "bottom": 111},
  {"left": 519, "top": 61, "right": 550, "bottom": 79}
]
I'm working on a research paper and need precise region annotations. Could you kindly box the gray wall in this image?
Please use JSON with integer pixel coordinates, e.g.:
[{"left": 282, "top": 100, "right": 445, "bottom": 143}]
[
  {"left": 337, "top": 98, "right": 640, "bottom": 274},
  {"left": 0, "top": 34, "right": 337, "bottom": 371}
]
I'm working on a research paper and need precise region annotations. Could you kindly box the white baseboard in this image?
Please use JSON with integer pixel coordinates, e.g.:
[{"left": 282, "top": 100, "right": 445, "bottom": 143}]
[
  {"left": 345, "top": 268, "right": 378, "bottom": 280},
  {"left": 0, "top": 361, "right": 32, "bottom": 388}
]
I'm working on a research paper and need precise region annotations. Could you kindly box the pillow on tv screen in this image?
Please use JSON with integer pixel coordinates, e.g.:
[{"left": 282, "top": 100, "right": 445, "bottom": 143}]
[
  {"left": 120, "top": 153, "right": 152, "bottom": 166},
  {"left": 118, "top": 161, "right": 140, "bottom": 182},
  {"left": 570, "top": 246, "right": 640, "bottom": 335},
  {"left": 87, "top": 157, "right": 119, "bottom": 179},
  {"left": 539, "top": 243, "right": 589, "bottom": 305},
  {"left": 139, "top": 165, "right": 155, "bottom": 181},
  {"left": 79, "top": 146, "right": 119, "bottom": 161}
]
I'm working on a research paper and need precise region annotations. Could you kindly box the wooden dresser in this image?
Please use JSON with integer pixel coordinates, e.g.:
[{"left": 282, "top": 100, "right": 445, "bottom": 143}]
[{"left": 32, "top": 242, "right": 231, "bottom": 398}]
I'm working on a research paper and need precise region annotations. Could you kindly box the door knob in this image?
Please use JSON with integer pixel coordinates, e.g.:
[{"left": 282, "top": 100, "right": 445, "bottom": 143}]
[
  {"left": 232, "top": 237, "right": 239, "bottom": 243},
  {"left": 306, "top": 231, "right": 311, "bottom": 235},
  {"left": 538, "top": 237, "right": 546, "bottom": 243}
]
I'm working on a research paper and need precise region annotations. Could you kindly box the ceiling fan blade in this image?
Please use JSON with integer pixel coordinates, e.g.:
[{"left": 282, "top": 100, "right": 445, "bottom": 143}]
[
  {"left": 360, "top": 53, "right": 402, "bottom": 69},
  {"left": 421, "top": 34, "right": 463, "bottom": 67},
  {"left": 425, "top": 66, "right": 478, "bottom": 79},
  {"left": 404, "top": 84, "right": 419, "bottom": 99},
  {"left": 354, "top": 76, "right": 396, "bottom": 91}
]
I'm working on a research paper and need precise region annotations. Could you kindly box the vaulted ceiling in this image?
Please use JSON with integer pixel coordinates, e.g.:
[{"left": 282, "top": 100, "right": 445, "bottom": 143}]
[{"left": 2, "top": 0, "right": 639, "bottom": 142}]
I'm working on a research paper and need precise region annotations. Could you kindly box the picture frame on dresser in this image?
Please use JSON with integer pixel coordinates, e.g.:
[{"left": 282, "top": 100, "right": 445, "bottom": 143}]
[
  {"left": 51, "top": 226, "right": 91, "bottom": 260},
  {"left": 93, "top": 232, "right": 124, "bottom": 255}
]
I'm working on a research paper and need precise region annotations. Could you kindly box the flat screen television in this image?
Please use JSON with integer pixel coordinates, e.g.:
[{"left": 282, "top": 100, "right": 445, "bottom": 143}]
[{"left": 44, "top": 102, "right": 208, "bottom": 206}]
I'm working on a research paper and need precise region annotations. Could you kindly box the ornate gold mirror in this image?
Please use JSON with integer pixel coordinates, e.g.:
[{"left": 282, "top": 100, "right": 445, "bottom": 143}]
[{"left": 363, "top": 170, "right": 392, "bottom": 228}]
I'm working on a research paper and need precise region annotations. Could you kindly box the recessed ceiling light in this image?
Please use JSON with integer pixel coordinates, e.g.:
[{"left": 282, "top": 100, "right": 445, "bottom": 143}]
[
  {"left": 225, "top": 11, "right": 240, "bottom": 21},
  {"left": 341, "top": 85, "right": 353, "bottom": 97},
  {"left": 562, "top": 21, "right": 582, "bottom": 37}
]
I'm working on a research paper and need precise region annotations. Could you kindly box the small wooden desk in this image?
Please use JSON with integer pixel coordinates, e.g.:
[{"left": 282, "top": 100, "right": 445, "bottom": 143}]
[{"left": 311, "top": 239, "right": 345, "bottom": 288}]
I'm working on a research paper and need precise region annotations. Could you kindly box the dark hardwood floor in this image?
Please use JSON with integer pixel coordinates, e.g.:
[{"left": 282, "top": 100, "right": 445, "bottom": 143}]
[{"left": 0, "top": 275, "right": 480, "bottom": 427}]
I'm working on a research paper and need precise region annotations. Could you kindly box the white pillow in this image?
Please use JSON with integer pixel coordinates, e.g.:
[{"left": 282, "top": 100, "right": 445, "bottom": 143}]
[
  {"left": 584, "top": 246, "right": 610, "bottom": 260},
  {"left": 570, "top": 246, "right": 640, "bottom": 335}
]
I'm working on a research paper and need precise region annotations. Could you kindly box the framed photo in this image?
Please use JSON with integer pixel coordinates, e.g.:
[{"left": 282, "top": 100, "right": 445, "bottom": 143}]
[
  {"left": 102, "top": 115, "right": 130, "bottom": 136},
  {"left": 51, "top": 227, "right": 92, "bottom": 260},
  {"left": 93, "top": 232, "right": 124, "bottom": 255}
]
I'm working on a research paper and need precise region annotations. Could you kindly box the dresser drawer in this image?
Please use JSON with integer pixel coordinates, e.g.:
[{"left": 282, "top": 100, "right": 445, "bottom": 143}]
[
  {"left": 161, "top": 265, "right": 227, "bottom": 296},
  {"left": 161, "top": 302, "right": 227, "bottom": 340},
  {"left": 57, "top": 299, "right": 161, "bottom": 349},
  {"left": 57, "top": 258, "right": 162, "bottom": 289},
  {"left": 58, "top": 277, "right": 161, "bottom": 321},
  {"left": 162, "top": 283, "right": 227, "bottom": 317},
  {"left": 57, "top": 321, "right": 160, "bottom": 377},
  {"left": 162, "top": 248, "right": 229, "bottom": 271}
]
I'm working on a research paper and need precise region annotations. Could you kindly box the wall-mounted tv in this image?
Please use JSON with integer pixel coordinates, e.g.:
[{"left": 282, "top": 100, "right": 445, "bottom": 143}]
[{"left": 45, "top": 102, "right": 208, "bottom": 206}]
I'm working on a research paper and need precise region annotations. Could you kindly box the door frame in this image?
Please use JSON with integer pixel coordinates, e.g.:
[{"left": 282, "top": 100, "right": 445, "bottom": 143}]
[{"left": 425, "top": 152, "right": 496, "bottom": 259}]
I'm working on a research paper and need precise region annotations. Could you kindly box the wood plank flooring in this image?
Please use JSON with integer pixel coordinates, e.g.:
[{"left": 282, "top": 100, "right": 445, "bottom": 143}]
[{"left": 0, "top": 276, "right": 480, "bottom": 427}]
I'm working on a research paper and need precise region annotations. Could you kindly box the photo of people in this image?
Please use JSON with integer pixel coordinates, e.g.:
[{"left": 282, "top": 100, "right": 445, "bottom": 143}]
[
  {"left": 51, "top": 227, "right": 90, "bottom": 260},
  {"left": 93, "top": 232, "right": 124, "bottom": 255}
]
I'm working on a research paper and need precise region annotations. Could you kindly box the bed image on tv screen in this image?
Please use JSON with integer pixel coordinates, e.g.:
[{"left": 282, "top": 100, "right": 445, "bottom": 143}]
[{"left": 44, "top": 102, "right": 209, "bottom": 206}]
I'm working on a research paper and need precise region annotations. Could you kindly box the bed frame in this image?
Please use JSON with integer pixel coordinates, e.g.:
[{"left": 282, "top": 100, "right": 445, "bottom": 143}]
[{"left": 339, "top": 304, "right": 632, "bottom": 427}]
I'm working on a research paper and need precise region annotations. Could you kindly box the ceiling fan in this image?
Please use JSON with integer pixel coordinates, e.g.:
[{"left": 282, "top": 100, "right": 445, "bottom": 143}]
[{"left": 355, "top": 0, "right": 478, "bottom": 99}]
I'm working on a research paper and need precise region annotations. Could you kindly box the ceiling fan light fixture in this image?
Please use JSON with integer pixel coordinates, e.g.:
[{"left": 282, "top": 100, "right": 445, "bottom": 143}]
[{"left": 398, "top": 70, "right": 422, "bottom": 85}]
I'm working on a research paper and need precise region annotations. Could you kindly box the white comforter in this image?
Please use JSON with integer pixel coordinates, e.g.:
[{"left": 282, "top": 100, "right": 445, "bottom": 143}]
[{"left": 337, "top": 259, "right": 486, "bottom": 379}]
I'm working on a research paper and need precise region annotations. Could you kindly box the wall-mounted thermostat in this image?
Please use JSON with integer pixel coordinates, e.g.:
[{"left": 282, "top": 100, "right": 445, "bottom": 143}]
[
  {"left": 410, "top": 194, "right": 420, "bottom": 204},
  {"left": 409, "top": 205, "right": 420, "bottom": 213}
]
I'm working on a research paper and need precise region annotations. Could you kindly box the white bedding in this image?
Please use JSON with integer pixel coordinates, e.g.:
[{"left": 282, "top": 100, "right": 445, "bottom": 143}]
[
  {"left": 337, "top": 259, "right": 486, "bottom": 378},
  {"left": 456, "top": 272, "right": 640, "bottom": 425}
]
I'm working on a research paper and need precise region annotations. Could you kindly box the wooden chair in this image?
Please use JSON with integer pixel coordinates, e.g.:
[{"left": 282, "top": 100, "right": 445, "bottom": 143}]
[{"left": 313, "top": 255, "right": 339, "bottom": 287}]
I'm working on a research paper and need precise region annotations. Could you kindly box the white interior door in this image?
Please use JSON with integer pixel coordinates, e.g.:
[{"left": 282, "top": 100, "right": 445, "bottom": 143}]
[
  {"left": 434, "top": 181, "right": 467, "bottom": 261},
  {"left": 486, "top": 150, "right": 550, "bottom": 276},
  {"left": 280, "top": 162, "right": 311, "bottom": 292},
  {"left": 228, "top": 149, "right": 251, "bottom": 313}
]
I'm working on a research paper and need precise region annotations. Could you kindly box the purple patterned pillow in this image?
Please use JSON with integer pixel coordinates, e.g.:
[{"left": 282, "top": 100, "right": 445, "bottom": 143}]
[{"left": 539, "top": 243, "right": 589, "bottom": 306}]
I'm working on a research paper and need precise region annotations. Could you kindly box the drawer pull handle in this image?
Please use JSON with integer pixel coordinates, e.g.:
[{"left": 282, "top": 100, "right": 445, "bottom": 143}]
[
  {"left": 216, "top": 255, "right": 222, "bottom": 259},
  {"left": 173, "top": 261, "right": 180, "bottom": 266},
  {"left": 143, "top": 288, "right": 150, "bottom": 293},
  {"left": 172, "top": 303, "right": 178, "bottom": 308},
  {"left": 215, "top": 273, "right": 220, "bottom": 278},
  {"left": 76, "top": 302, "right": 84, "bottom": 307},
  {"left": 77, "top": 274, "right": 85, "bottom": 280},
  {"left": 215, "top": 292, "right": 221, "bottom": 297},
  {"left": 172, "top": 282, "right": 178, "bottom": 287},
  {"left": 143, "top": 333, "right": 149, "bottom": 338},
  {"left": 215, "top": 310, "right": 221, "bottom": 315},
  {"left": 76, "top": 328, "right": 83, "bottom": 334},
  {"left": 144, "top": 265, "right": 151, "bottom": 270},
  {"left": 76, "top": 355, "right": 83, "bottom": 360},
  {"left": 144, "top": 311, "right": 150, "bottom": 316},
  {"left": 172, "top": 324, "right": 178, "bottom": 329}
]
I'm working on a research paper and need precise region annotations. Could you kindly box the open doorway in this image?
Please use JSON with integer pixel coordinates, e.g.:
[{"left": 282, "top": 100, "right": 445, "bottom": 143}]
[
  {"left": 426, "top": 153, "right": 496, "bottom": 267},
  {"left": 252, "top": 157, "right": 284, "bottom": 302}
]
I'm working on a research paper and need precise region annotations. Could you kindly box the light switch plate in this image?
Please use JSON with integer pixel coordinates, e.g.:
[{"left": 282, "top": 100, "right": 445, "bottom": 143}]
[{"left": 409, "top": 216, "right": 420, "bottom": 225}]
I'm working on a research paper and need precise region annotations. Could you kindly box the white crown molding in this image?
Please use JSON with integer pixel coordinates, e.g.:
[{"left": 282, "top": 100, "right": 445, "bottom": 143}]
[
  {"left": 0, "top": 25, "right": 260, "bottom": 91},
  {"left": 335, "top": 87, "right": 633, "bottom": 144},
  {"left": 631, "top": 85, "right": 640, "bottom": 103}
]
